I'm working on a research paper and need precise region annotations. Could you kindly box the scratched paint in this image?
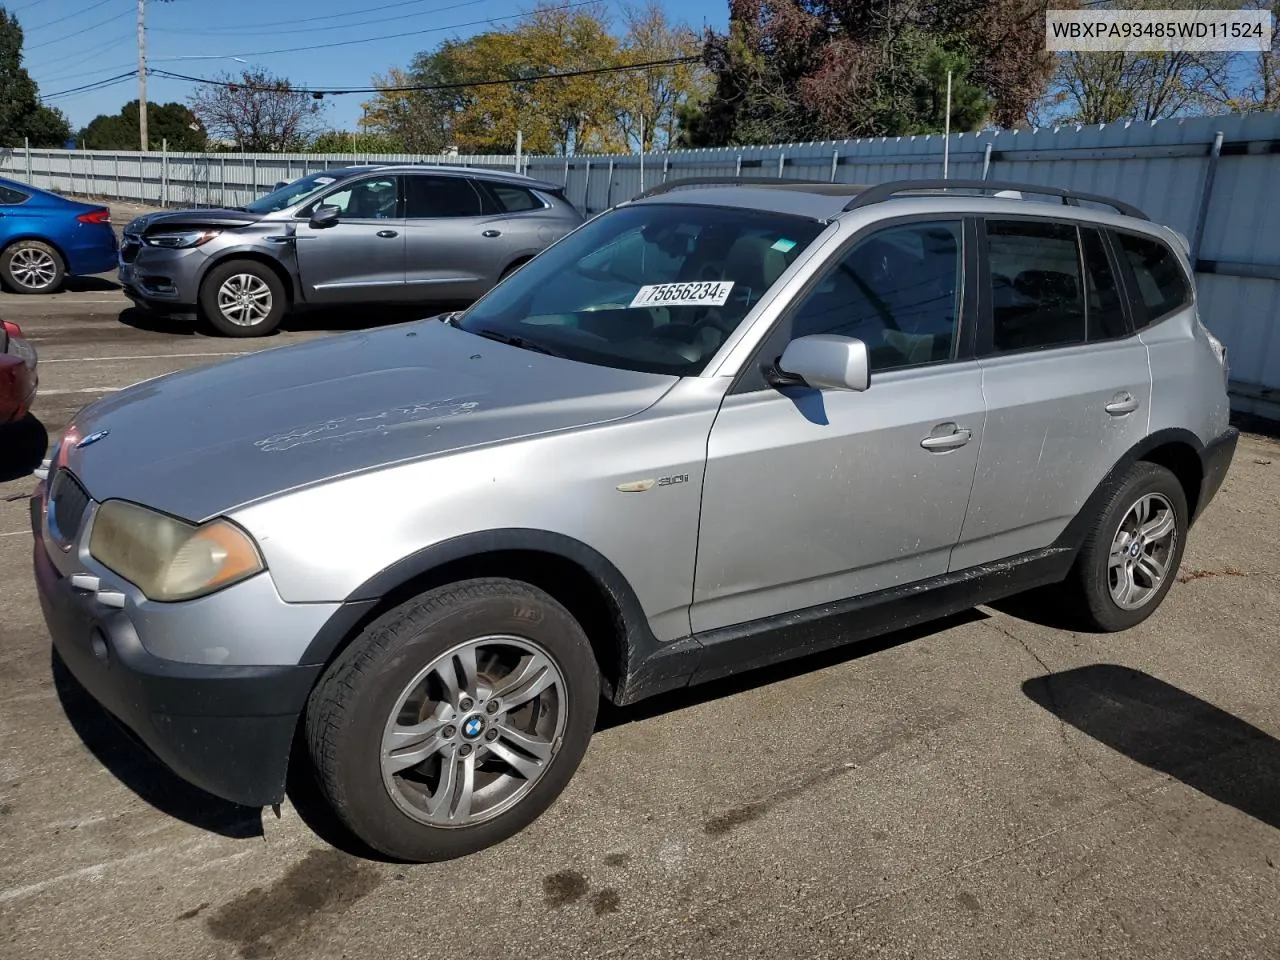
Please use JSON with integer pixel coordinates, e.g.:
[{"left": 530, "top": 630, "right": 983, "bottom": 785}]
[{"left": 253, "top": 399, "right": 481, "bottom": 453}]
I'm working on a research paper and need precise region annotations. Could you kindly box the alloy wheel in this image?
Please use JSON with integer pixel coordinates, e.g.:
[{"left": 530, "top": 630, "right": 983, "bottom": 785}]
[
  {"left": 216, "top": 273, "right": 273, "bottom": 326},
  {"left": 10, "top": 248, "right": 58, "bottom": 290},
  {"left": 379, "top": 635, "right": 566, "bottom": 828},
  {"left": 1108, "top": 492, "right": 1178, "bottom": 610}
]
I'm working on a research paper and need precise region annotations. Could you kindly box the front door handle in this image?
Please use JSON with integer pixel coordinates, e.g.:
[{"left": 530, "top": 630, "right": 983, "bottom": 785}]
[
  {"left": 376, "top": 230, "right": 398, "bottom": 238},
  {"left": 482, "top": 229, "right": 502, "bottom": 238},
  {"left": 920, "top": 423, "right": 973, "bottom": 451},
  {"left": 1105, "top": 392, "right": 1140, "bottom": 416}
]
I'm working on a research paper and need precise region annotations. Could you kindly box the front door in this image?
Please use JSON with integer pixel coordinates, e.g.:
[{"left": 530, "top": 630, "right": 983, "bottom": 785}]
[
  {"left": 951, "top": 218, "right": 1153, "bottom": 570},
  {"left": 402, "top": 174, "right": 511, "bottom": 302},
  {"left": 692, "top": 218, "right": 985, "bottom": 633},
  {"left": 294, "top": 174, "right": 405, "bottom": 304}
]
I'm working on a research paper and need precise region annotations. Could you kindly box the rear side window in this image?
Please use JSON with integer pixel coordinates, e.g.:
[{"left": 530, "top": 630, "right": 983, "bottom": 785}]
[
  {"left": 405, "top": 175, "right": 483, "bottom": 218},
  {"left": 1114, "top": 231, "right": 1190, "bottom": 326},
  {"left": 0, "top": 185, "right": 28, "bottom": 205},
  {"left": 985, "top": 220, "right": 1086, "bottom": 352},
  {"left": 1081, "top": 227, "right": 1127, "bottom": 340},
  {"left": 486, "top": 183, "right": 544, "bottom": 213}
]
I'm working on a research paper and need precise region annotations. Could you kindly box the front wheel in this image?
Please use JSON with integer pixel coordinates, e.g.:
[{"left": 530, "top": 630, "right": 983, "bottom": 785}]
[
  {"left": 199, "top": 260, "right": 286, "bottom": 337},
  {"left": 305, "top": 578, "right": 600, "bottom": 862},
  {"left": 1070, "top": 461, "right": 1188, "bottom": 632}
]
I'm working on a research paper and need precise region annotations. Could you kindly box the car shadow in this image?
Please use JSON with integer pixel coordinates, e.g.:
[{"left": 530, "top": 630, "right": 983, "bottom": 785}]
[
  {"left": 0, "top": 413, "right": 48, "bottom": 482},
  {"left": 117, "top": 307, "right": 202, "bottom": 336},
  {"left": 1022, "top": 664, "right": 1280, "bottom": 829},
  {"left": 283, "top": 302, "right": 471, "bottom": 335},
  {"left": 986, "top": 583, "right": 1089, "bottom": 632},
  {"left": 50, "top": 648, "right": 264, "bottom": 840}
]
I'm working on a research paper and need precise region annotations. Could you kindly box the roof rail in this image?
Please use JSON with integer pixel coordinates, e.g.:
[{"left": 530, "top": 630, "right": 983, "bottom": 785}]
[
  {"left": 841, "top": 178, "right": 1148, "bottom": 220},
  {"left": 631, "top": 175, "right": 857, "bottom": 202}
]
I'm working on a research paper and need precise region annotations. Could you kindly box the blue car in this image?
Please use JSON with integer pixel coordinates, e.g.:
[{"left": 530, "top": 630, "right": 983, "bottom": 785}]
[{"left": 0, "top": 176, "right": 118, "bottom": 294}]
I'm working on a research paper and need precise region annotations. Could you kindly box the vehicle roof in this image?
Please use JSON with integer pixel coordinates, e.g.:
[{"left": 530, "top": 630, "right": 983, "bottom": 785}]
[{"left": 317, "top": 163, "right": 561, "bottom": 192}]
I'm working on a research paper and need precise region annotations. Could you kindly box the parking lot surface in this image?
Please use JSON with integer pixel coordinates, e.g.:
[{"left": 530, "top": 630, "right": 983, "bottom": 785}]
[{"left": 1, "top": 223, "right": 1279, "bottom": 959}]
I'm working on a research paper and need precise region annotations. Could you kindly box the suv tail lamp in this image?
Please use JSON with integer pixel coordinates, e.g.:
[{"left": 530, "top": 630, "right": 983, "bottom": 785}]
[{"left": 76, "top": 208, "right": 111, "bottom": 224}]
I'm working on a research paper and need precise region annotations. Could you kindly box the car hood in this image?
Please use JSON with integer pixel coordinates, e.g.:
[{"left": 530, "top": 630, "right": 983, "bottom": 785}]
[
  {"left": 59, "top": 319, "right": 677, "bottom": 521},
  {"left": 126, "top": 208, "right": 264, "bottom": 234}
]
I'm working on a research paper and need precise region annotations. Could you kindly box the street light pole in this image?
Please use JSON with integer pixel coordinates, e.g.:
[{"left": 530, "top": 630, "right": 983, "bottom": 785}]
[{"left": 137, "top": 0, "right": 148, "bottom": 151}]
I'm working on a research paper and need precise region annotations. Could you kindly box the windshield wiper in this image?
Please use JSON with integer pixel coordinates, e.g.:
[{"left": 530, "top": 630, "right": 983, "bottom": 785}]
[{"left": 473, "top": 328, "right": 564, "bottom": 358}]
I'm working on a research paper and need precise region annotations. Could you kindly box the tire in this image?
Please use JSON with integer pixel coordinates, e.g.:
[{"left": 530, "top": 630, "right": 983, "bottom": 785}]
[
  {"left": 1069, "top": 461, "right": 1189, "bottom": 632},
  {"left": 1, "top": 240, "right": 65, "bottom": 294},
  {"left": 199, "top": 260, "right": 286, "bottom": 337},
  {"left": 499, "top": 258, "right": 531, "bottom": 281},
  {"left": 305, "top": 577, "right": 601, "bottom": 862}
]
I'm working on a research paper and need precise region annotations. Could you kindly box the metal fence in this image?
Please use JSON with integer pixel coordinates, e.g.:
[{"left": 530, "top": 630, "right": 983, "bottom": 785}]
[{"left": 2, "top": 112, "right": 1279, "bottom": 417}]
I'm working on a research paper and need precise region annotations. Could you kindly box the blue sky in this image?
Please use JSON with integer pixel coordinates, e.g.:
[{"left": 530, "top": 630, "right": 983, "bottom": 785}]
[{"left": 11, "top": 0, "right": 730, "bottom": 132}]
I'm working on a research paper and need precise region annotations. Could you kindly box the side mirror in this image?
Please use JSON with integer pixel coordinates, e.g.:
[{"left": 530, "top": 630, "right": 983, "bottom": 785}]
[
  {"left": 772, "top": 334, "right": 869, "bottom": 392},
  {"left": 309, "top": 204, "right": 340, "bottom": 229}
]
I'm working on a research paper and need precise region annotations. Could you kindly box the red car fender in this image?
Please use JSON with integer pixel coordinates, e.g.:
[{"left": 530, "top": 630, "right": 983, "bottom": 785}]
[{"left": 0, "top": 353, "right": 37, "bottom": 423}]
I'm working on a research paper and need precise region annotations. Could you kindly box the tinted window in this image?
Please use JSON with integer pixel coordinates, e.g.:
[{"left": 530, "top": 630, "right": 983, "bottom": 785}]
[
  {"left": 0, "top": 185, "right": 28, "bottom": 205},
  {"left": 788, "top": 220, "right": 963, "bottom": 371},
  {"left": 1115, "top": 231, "right": 1189, "bottom": 325},
  {"left": 405, "top": 175, "right": 483, "bottom": 218},
  {"left": 311, "top": 177, "right": 398, "bottom": 219},
  {"left": 458, "top": 203, "right": 824, "bottom": 377},
  {"left": 986, "top": 220, "right": 1085, "bottom": 352},
  {"left": 487, "top": 183, "right": 543, "bottom": 213},
  {"left": 1081, "top": 227, "right": 1127, "bottom": 340}
]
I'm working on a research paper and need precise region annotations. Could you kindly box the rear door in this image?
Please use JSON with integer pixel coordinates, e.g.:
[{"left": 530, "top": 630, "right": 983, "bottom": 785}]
[
  {"left": 402, "top": 174, "right": 510, "bottom": 301},
  {"left": 951, "top": 216, "right": 1152, "bottom": 570},
  {"left": 476, "top": 179, "right": 575, "bottom": 264},
  {"left": 293, "top": 174, "right": 405, "bottom": 304}
]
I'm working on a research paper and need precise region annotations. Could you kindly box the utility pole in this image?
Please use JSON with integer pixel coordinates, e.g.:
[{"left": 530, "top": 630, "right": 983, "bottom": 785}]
[{"left": 137, "top": 0, "right": 148, "bottom": 151}]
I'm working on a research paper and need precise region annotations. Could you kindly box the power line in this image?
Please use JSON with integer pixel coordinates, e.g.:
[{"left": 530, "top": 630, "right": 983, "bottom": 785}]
[
  {"left": 151, "top": 55, "right": 702, "bottom": 97},
  {"left": 149, "top": 0, "right": 491, "bottom": 35},
  {"left": 35, "top": 61, "right": 137, "bottom": 86},
  {"left": 21, "top": 0, "right": 118, "bottom": 33},
  {"left": 25, "top": 7, "right": 133, "bottom": 51},
  {"left": 149, "top": 0, "right": 597, "bottom": 61},
  {"left": 28, "top": 32, "right": 135, "bottom": 70},
  {"left": 42, "top": 70, "right": 139, "bottom": 101}
]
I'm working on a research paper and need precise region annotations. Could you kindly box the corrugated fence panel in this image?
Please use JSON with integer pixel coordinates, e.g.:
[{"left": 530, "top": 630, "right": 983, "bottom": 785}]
[{"left": 1, "top": 113, "right": 1278, "bottom": 410}]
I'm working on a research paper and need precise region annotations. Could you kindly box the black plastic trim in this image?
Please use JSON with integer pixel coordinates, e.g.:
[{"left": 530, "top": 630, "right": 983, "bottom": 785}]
[{"left": 1196, "top": 426, "right": 1239, "bottom": 521}]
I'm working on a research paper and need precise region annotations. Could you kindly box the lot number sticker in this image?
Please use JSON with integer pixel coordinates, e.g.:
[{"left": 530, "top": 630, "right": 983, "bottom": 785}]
[{"left": 630, "top": 281, "right": 735, "bottom": 308}]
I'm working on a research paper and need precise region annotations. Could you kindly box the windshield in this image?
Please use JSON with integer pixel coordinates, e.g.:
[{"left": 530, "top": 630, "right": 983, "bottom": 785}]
[
  {"left": 243, "top": 171, "right": 348, "bottom": 213},
  {"left": 456, "top": 203, "right": 825, "bottom": 376}
]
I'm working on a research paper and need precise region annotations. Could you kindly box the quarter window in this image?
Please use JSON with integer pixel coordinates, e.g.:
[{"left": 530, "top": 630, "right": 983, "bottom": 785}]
[
  {"left": 405, "top": 175, "right": 484, "bottom": 218},
  {"left": 487, "top": 184, "right": 543, "bottom": 213},
  {"left": 0, "top": 185, "right": 28, "bottom": 205},
  {"left": 1114, "top": 231, "right": 1190, "bottom": 326},
  {"left": 786, "top": 220, "right": 964, "bottom": 372}
]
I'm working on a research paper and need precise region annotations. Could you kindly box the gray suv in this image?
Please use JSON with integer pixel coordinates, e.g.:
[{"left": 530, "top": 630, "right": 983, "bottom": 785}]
[
  {"left": 33, "top": 177, "right": 1237, "bottom": 862},
  {"left": 118, "top": 164, "right": 582, "bottom": 336}
]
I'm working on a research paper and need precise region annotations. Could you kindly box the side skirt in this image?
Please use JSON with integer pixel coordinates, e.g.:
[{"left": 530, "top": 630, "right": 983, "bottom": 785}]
[{"left": 612, "top": 545, "right": 1076, "bottom": 706}]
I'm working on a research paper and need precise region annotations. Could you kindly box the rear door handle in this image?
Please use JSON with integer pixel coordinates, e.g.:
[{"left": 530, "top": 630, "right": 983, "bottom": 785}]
[
  {"left": 482, "top": 229, "right": 502, "bottom": 238},
  {"left": 376, "top": 230, "right": 398, "bottom": 238},
  {"left": 920, "top": 423, "right": 973, "bottom": 451},
  {"left": 1105, "top": 393, "right": 1140, "bottom": 416}
]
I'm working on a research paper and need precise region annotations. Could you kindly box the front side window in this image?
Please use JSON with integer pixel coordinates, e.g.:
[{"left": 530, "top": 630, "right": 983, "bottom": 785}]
[
  {"left": 245, "top": 171, "right": 345, "bottom": 213},
  {"left": 985, "top": 219, "right": 1087, "bottom": 352},
  {"left": 312, "top": 177, "right": 398, "bottom": 219},
  {"left": 405, "top": 175, "right": 483, "bottom": 218},
  {"left": 457, "top": 203, "right": 825, "bottom": 376},
  {"left": 786, "top": 219, "right": 964, "bottom": 371},
  {"left": 1114, "top": 230, "right": 1190, "bottom": 326}
]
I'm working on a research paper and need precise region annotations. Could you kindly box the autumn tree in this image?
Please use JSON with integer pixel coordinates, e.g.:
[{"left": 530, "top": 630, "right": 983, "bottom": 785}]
[
  {"left": 612, "top": 2, "right": 708, "bottom": 150},
  {"left": 189, "top": 68, "right": 326, "bottom": 151}
]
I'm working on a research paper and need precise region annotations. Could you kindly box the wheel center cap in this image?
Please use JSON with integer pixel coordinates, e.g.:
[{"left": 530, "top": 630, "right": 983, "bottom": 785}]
[
  {"left": 1130, "top": 540, "right": 1143, "bottom": 558},
  {"left": 461, "top": 714, "right": 486, "bottom": 739}
]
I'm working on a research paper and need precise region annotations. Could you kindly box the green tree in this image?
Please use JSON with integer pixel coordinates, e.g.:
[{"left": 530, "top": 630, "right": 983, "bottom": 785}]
[
  {"left": 0, "top": 6, "right": 73, "bottom": 147},
  {"left": 79, "top": 101, "right": 206, "bottom": 151}
]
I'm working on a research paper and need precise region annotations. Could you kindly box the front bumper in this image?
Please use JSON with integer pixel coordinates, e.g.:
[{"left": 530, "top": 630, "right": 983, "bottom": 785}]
[
  {"left": 31, "top": 495, "right": 321, "bottom": 807},
  {"left": 1195, "top": 426, "right": 1239, "bottom": 521},
  {"left": 118, "top": 242, "right": 204, "bottom": 312}
]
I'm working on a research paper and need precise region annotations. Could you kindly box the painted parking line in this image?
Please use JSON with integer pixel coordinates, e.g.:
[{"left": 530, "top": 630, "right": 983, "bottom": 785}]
[{"left": 41, "top": 351, "right": 252, "bottom": 364}]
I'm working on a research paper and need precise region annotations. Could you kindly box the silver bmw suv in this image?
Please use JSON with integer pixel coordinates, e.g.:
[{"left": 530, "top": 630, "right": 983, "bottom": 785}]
[
  {"left": 118, "top": 164, "right": 583, "bottom": 337},
  {"left": 32, "top": 177, "right": 1238, "bottom": 862}
]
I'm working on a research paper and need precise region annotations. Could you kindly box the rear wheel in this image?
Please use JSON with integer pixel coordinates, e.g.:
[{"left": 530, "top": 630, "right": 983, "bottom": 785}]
[
  {"left": 1, "top": 240, "right": 65, "bottom": 294},
  {"left": 1069, "top": 461, "right": 1188, "bottom": 631},
  {"left": 305, "top": 578, "right": 600, "bottom": 862},
  {"left": 199, "top": 260, "right": 286, "bottom": 337}
]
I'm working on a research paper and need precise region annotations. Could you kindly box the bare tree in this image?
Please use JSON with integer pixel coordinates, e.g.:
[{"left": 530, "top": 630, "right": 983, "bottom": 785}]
[{"left": 189, "top": 68, "right": 326, "bottom": 151}]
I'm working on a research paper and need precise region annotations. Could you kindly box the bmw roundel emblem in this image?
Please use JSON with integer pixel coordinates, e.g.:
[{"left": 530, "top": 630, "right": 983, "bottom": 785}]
[
  {"left": 463, "top": 716, "right": 484, "bottom": 738},
  {"left": 75, "top": 429, "right": 110, "bottom": 449}
]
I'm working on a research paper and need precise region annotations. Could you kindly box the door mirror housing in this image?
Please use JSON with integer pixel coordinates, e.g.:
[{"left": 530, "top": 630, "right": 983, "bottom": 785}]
[
  {"left": 771, "top": 334, "right": 870, "bottom": 392},
  {"left": 309, "top": 204, "right": 340, "bottom": 229}
]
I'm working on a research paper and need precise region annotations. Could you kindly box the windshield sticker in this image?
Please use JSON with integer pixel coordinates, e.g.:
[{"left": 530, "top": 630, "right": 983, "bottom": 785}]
[
  {"left": 771, "top": 238, "right": 797, "bottom": 253},
  {"left": 630, "top": 281, "right": 735, "bottom": 308},
  {"left": 313, "top": 176, "right": 335, "bottom": 186}
]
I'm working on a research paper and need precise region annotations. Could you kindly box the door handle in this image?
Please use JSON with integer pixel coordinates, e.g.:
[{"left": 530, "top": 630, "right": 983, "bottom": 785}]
[
  {"left": 376, "top": 230, "right": 398, "bottom": 238},
  {"left": 1104, "top": 393, "right": 1140, "bottom": 416},
  {"left": 920, "top": 423, "right": 973, "bottom": 451},
  {"left": 482, "top": 229, "right": 502, "bottom": 238}
]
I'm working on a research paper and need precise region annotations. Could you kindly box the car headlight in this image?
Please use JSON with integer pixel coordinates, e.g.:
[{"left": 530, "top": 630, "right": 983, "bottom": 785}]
[
  {"left": 142, "top": 229, "right": 220, "bottom": 249},
  {"left": 89, "top": 500, "right": 264, "bottom": 602}
]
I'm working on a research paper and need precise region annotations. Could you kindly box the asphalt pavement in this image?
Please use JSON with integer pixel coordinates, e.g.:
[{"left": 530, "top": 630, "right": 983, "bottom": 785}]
[{"left": 1, "top": 215, "right": 1279, "bottom": 959}]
